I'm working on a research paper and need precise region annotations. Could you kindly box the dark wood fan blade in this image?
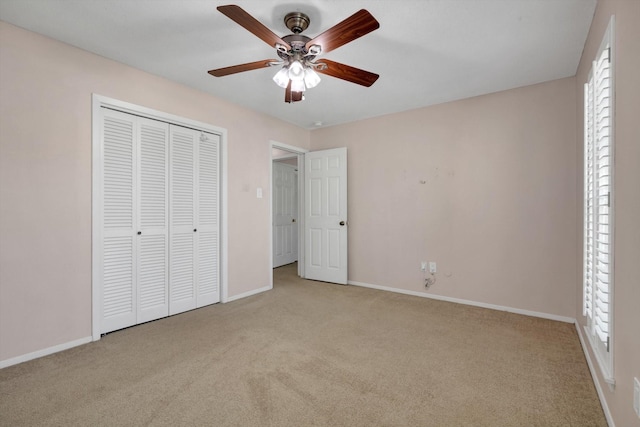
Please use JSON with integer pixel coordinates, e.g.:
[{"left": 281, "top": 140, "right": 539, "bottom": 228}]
[
  {"left": 284, "top": 81, "right": 304, "bottom": 103},
  {"left": 315, "top": 59, "right": 379, "bottom": 87},
  {"left": 218, "top": 5, "right": 290, "bottom": 50},
  {"left": 208, "top": 60, "right": 274, "bottom": 77},
  {"left": 305, "top": 9, "right": 379, "bottom": 54}
]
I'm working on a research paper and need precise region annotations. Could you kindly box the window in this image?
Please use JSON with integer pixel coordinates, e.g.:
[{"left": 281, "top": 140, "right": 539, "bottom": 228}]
[{"left": 583, "top": 16, "right": 614, "bottom": 385}]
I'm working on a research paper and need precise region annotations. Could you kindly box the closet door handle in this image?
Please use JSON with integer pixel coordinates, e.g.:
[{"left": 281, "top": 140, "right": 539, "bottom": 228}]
[
  {"left": 137, "top": 231, "right": 142, "bottom": 235},
  {"left": 194, "top": 229, "right": 197, "bottom": 232}
]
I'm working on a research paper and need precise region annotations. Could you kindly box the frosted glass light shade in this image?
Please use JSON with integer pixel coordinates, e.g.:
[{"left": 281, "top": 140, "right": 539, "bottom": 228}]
[
  {"left": 273, "top": 67, "right": 290, "bottom": 88},
  {"left": 288, "top": 61, "right": 304, "bottom": 81},
  {"left": 304, "top": 68, "right": 321, "bottom": 89}
]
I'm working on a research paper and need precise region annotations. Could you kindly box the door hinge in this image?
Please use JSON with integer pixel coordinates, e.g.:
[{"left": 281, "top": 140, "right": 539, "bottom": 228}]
[
  {"left": 607, "top": 47, "right": 611, "bottom": 63},
  {"left": 606, "top": 335, "right": 610, "bottom": 352},
  {"left": 607, "top": 192, "right": 611, "bottom": 207}
]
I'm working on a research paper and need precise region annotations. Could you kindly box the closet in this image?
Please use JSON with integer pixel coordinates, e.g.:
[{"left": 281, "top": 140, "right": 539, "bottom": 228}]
[{"left": 97, "top": 107, "right": 220, "bottom": 334}]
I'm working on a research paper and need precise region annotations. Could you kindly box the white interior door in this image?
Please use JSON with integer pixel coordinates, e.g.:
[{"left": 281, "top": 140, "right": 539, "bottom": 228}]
[
  {"left": 273, "top": 162, "right": 298, "bottom": 268},
  {"left": 196, "top": 131, "right": 221, "bottom": 307},
  {"left": 100, "top": 110, "right": 137, "bottom": 333},
  {"left": 169, "top": 126, "right": 197, "bottom": 315},
  {"left": 136, "top": 117, "right": 169, "bottom": 323},
  {"left": 169, "top": 126, "right": 220, "bottom": 314},
  {"left": 304, "top": 147, "right": 348, "bottom": 284},
  {"left": 99, "top": 109, "right": 169, "bottom": 333}
]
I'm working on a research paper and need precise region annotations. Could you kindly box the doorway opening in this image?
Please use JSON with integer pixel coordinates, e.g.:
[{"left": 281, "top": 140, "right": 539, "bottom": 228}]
[
  {"left": 272, "top": 156, "right": 298, "bottom": 268},
  {"left": 269, "top": 142, "right": 349, "bottom": 288},
  {"left": 270, "top": 141, "right": 307, "bottom": 288}
]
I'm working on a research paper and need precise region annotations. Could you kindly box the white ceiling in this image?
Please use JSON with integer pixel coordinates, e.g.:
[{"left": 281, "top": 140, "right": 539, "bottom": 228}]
[{"left": 0, "top": 0, "right": 596, "bottom": 129}]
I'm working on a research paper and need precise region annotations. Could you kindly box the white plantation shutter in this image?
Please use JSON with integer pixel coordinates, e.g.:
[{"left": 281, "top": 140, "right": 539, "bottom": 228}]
[
  {"left": 583, "top": 80, "right": 594, "bottom": 319},
  {"left": 583, "top": 17, "right": 614, "bottom": 384},
  {"left": 593, "top": 46, "right": 612, "bottom": 346}
]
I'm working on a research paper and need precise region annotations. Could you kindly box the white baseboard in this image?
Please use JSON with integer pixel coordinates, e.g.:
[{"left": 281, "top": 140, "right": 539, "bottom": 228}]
[
  {"left": 224, "top": 285, "right": 272, "bottom": 303},
  {"left": 575, "top": 323, "right": 615, "bottom": 427},
  {"left": 0, "top": 336, "right": 92, "bottom": 369},
  {"left": 348, "top": 280, "right": 576, "bottom": 323}
]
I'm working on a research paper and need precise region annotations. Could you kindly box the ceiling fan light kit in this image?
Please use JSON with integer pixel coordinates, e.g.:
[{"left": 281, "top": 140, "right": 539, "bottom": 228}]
[{"left": 208, "top": 5, "right": 380, "bottom": 103}]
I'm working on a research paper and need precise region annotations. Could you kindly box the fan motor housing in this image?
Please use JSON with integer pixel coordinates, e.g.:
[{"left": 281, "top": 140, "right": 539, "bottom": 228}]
[{"left": 284, "top": 12, "right": 310, "bottom": 34}]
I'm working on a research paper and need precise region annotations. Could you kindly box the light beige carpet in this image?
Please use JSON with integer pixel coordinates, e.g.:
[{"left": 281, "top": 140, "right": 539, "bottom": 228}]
[{"left": 1, "top": 263, "right": 606, "bottom": 426}]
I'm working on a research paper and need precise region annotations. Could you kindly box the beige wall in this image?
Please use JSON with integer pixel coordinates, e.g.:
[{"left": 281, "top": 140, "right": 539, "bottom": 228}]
[
  {"left": 0, "top": 22, "right": 310, "bottom": 362},
  {"left": 575, "top": 0, "right": 640, "bottom": 425},
  {"left": 310, "top": 77, "right": 578, "bottom": 319}
]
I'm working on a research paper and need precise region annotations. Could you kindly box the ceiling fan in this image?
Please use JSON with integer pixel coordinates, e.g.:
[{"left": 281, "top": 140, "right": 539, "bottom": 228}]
[{"left": 208, "top": 5, "right": 380, "bottom": 103}]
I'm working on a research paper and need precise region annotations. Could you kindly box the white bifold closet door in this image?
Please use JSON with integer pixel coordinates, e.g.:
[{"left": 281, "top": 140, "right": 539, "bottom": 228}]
[
  {"left": 101, "top": 108, "right": 169, "bottom": 333},
  {"left": 99, "top": 108, "right": 220, "bottom": 334},
  {"left": 169, "top": 126, "right": 220, "bottom": 315}
]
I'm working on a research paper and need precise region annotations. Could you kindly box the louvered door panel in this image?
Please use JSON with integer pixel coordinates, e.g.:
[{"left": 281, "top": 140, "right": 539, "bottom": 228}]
[
  {"left": 102, "top": 236, "right": 135, "bottom": 332},
  {"left": 137, "top": 119, "right": 169, "bottom": 322},
  {"left": 169, "top": 127, "right": 197, "bottom": 314},
  {"left": 139, "top": 235, "right": 167, "bottom": 318},
  {"left": 140, "top": 123, "right": 168, "bottom": 229},
  {"left": 169, "top": 233, "right": 195, "bottom": 313},
  {"left": 104, "top": 115, "right": 134, "bottom": 229},
  {"left": 197, "top": 132, "right": 220, "bottom": 306},
  {"left": 101, "top": 110, "right": 137, "bottom": 333},
  {"left": 170, "top": 131, "right": 194, "bottom": 228}
]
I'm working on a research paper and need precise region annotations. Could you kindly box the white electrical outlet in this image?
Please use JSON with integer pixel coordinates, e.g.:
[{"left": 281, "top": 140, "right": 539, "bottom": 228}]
[
  {"left": 429, "top": 262, "right": 437, "bottom": 273},
  {"left": 634, "top": 377, "right": 640, "bottom": 418},
  {"left": 421, "top": 262, "right": 427, "bottom": 271}
]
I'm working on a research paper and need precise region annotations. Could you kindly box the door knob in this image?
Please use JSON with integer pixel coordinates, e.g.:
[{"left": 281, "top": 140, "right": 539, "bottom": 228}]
[
  {"left": 339, "top": 221, "right": 345, "bottom": 226},
  {"left": 292, "top": 219, "right": 296, "bottom": 223},
  {"left": 194, "top": 229, "right": 197, "bottom": 232},
  {"left": 137, "top": 231, "right": 142, "bottom": 235}
]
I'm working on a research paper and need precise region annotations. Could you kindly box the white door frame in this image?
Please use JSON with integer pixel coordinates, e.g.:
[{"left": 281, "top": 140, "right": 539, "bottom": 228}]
[
  {"left": 269, "top": 141, "right": 308, "bottom": 286},
  {"left": 92, "top": 94, "right": 228, "bottom": 341}
]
